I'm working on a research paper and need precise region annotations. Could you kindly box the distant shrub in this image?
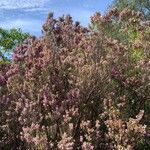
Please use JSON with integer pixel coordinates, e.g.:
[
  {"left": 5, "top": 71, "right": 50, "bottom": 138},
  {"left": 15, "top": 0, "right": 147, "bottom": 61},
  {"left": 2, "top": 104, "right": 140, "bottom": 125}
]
[{"left": 0, "top": 9, "right": 149, "bottom": 150}]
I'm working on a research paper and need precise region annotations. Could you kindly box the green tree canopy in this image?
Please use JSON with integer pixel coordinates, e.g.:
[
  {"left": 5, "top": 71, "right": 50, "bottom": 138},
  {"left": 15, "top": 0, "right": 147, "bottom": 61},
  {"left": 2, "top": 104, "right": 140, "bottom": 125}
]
[
  {"left": 111, "top": 0, "right": 150, "bottom": 19},
  {"left": 0, "top": 28, "right": 29, "bottom": 62}
]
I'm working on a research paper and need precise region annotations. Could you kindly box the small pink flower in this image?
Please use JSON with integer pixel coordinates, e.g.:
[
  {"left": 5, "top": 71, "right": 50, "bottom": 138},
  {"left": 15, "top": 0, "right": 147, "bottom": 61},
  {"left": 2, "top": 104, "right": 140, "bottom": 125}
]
[{"left": 0, "top": 74, "right": 6, "bottom": 86}]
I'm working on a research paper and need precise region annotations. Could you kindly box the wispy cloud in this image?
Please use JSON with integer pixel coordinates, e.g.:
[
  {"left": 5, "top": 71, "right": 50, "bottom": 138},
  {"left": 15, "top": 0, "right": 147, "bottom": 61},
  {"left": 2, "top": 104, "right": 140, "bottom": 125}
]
[
  {"left": 0, "top": 0, "right": 48, "bottom": 9},
  {"left": 0, "top": 19, "right": 42, "bottom": 35},
  {"left": 0, "top": 0, "right": 112, "bottom": 36}
]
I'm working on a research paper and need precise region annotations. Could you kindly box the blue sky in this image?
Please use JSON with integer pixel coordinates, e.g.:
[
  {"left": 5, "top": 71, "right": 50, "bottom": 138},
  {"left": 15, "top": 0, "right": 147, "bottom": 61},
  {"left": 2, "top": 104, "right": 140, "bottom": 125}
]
[{"left": 0, "top": 0, "right": 113, "bottom": 36}]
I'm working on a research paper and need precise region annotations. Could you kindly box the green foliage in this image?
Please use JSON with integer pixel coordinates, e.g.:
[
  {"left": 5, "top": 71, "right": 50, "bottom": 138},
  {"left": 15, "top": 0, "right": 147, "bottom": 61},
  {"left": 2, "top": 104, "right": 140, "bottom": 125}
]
[
  {"left": 0, "top": 28, "right": 29, "bottom": 61},
  {"left": 111, "top": 0, "right": 150, "bottom": 19},
  {"left": 131, "top": 48, "right": 144, "bottom": 61}
]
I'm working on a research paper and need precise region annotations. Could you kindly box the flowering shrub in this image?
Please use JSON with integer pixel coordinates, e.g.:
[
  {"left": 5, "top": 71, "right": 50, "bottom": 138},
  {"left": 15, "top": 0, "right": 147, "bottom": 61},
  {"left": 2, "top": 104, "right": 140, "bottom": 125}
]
[{"left": 0, "top": 8, "right": 150, "bottom": 150}]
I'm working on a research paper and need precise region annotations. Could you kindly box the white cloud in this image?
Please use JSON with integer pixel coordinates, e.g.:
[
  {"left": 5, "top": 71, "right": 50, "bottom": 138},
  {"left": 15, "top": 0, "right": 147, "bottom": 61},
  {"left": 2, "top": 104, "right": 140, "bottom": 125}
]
[
  {"left": 0, "top": 0, "right": 49, "bottom": 9},
  {"left": 0, "top": 19, "right": 42, "bottom": 35}
]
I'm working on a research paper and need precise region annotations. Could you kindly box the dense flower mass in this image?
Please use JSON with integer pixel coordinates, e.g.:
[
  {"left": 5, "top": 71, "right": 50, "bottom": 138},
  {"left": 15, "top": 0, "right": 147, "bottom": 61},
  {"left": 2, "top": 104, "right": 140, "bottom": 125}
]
[{"left": 0, "top": 8, "right": 150, "bottom": 150}]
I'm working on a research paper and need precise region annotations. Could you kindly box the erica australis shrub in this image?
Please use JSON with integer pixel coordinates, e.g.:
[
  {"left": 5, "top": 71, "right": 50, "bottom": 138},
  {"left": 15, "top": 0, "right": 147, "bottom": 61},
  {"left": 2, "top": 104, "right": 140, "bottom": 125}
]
[{"left": 0, "top": 8, "right": 150, "bottom": 150}]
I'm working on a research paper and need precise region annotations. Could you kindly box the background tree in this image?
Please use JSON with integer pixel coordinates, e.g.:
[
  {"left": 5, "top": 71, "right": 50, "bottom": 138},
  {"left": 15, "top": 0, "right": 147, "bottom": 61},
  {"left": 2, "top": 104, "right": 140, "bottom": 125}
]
[
  {"left": 0, "top": 28, "right": 29, "bottom": 63},
  {"left": 111, "top": 0, "right": 150, "bottom": 19}
]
